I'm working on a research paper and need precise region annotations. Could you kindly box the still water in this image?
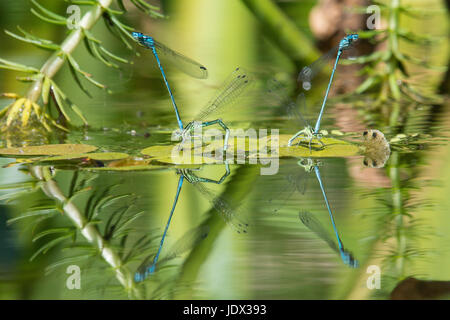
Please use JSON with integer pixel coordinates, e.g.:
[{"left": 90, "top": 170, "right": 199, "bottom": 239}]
[
  {"left": 0, "top": 0, "right": 449, "bottom": 300},
  {"left": 1, "top": 92, "right": 449, "bottom": 299}
]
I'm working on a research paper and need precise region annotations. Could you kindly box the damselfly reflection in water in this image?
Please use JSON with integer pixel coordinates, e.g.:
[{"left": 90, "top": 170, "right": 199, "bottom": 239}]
[
  {"left": 268, "top": 158, "right": 320, "bottom": 214},
  {"left": 132, "top": 31, "right": 208, "bottom": 130},
  {"left": 268, "top": 158, "right": 358, "bottom": 267},
  {"left": 135, "top": 225, "right": 210, "bottom": 282},
  {"left": 135, "top": 162, "right": 248, "bottom": 282},
  {"left": 178, "top": 162, "right": 249, "bottom": 234},
  {"left": 175, "top": 67, "right": 252, "bottom": 153},
  {"left": 299, "top": 211, "right": 358, "bottom": 268},
  {"left": 134, "top": 174, "right": 185, "bottom": 282}
]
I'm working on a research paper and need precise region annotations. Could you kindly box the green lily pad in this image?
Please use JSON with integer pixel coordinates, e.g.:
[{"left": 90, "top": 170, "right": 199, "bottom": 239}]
[
  {"left": 141, "top": 144, "right": 222, "bottom": 165},
  {"left": 0, "top": 144, "right": 97, "bottom": 156},
  {"left": 277, "top": 135, "right": 359, "bottom": 158},
  {"left": 83, "top": 164, "right": 167, "bottom": 172},
  {"left": 140, "top": 134, "right": 360, "bottom": 163},
  {"left": 42, "top": 152, "right": 130, "bottom": 161}
]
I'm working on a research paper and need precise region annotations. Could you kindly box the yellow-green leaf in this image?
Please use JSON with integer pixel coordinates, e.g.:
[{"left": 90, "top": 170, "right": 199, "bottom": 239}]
[
  {"left": 6, "top": 97, "right": 25, "bottom": 126},
  {"left": 21, "top": 99, "right": 32, "bottom": 126},
  {"left": 0, "top": 144, "right": 98, "bottom": 156},
  {"left": 274, "top": 134, "right": 359, "bottom": 158}
]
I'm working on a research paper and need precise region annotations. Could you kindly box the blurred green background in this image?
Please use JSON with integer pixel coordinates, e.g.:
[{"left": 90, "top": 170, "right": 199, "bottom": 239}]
[{"left": 0, "top": 0, "right": 449, "bottom": 299}]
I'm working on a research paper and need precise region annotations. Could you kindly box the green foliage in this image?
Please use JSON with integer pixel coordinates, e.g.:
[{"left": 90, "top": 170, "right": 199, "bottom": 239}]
[
  {"left": 1, "top": 165, "right": 162, "bottom": 298},
  {"left": 0, "top": 0, "right": 163, "bottom": 133},
  {"left": 349, "top": 0, "right": 444, "bottom": 105}
]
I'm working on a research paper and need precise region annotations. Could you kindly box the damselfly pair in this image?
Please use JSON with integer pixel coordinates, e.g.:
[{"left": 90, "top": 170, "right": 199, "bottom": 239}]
[
  {"left": 134, "top": 163, "right": 248, "bottom": 282},
  {"left": 132, "top": 32, "right": 251, "bottom": 152},
  {"left": 268, "top": 158, "right": 358, "bottom": 268},
  {"left": 288, "top": 34, "right": 359, "bottom": 151}
]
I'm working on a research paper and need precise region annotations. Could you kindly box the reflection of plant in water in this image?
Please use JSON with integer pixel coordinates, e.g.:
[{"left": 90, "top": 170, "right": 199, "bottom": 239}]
[
  {"left": 2, "top": 165, "right": 157, "bottom": 298},
  {"left": 1, "top": 162, "right": 258, "bottom": 299},
  {"left": 376, "top": 150, "right": 434, "bottom": 296},
  {"left": 349, "top": 145, "right": 436, "bottom": 299},
  {"left": 0, "top": 1, "right": 162, "bottom": 137},
  {"left": 346, "top": 104, "right": 444, "bottom": 298}
]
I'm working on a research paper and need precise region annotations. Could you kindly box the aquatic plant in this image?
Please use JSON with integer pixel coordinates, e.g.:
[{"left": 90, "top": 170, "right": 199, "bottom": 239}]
[
  {"left": 0, "top": 0, "right": 162, "bottom": 133},
  {"left": 351, "top": 0, "right": 444, "bottom": 104},
  {"left": 1, "top": 165, "right": 158, "bottom": 298}
]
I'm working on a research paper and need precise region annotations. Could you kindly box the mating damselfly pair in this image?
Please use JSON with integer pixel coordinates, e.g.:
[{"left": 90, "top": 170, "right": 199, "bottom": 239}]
[
  {"left": 130, "top": 32, "right": 360, "bottom": 280},
  {"left": 131, "top": 31, "right": 358, "bottom": 153}
]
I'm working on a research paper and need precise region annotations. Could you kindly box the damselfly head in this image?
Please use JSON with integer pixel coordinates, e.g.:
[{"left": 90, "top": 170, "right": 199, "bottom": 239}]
[
  {"left": 340, "top": 34, "right": 359, "bottom": 51},
  {"left": 131, "top": 31, "right": 143, "bottom": 40},
  {"left": 348, "top": 34, "right": 359, "bottom": 41}
]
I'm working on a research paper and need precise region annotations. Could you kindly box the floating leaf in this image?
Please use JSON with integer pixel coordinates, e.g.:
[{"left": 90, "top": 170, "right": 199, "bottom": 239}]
[
  {"left": 41, "top": 152, "right": 129, "bottom": 162},
  {"left": 140, "top": 134, "right": 359, "bottom": 163},
  {"left": 0, "top": 144, "right": 97, "bottom": 156},
  {"left": 83, "top": 157, "right": 166, "bottom": 171},
  {"left": 276, "top": 134, "right": 359, "bottom": 158},
  {"left": 141, "top": 144, "right": 223, "bottom": 165}
]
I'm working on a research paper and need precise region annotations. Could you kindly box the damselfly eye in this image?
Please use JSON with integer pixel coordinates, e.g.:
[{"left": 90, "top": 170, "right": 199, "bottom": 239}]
[
  {"left": 372, "top": 132, "right": 377, "bottom": 138},
  {"left": 363, "top": 131, "right": 368, "bottom": 136}
]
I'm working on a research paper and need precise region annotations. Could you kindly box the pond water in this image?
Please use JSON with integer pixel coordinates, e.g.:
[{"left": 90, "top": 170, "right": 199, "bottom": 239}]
[{"left": 0, "top": 0, "right": 449, "bottom": 300}]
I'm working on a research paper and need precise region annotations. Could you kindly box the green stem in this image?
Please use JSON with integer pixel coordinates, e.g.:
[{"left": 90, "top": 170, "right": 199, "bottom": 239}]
[
  {"left": 389, "top": 151, "right": 406, "bottom": 278},
  {"left": 240, "top": 0, "right": 320, "bottom": 67},
  {"left": 26, "top": 0, "right": 114, "bottom": 102},
  {"left": 29, "top": 165, "right": 142, "bottom": 299},
  {"left": 387, "top": 0, "right": 401, "bottom": 100}
]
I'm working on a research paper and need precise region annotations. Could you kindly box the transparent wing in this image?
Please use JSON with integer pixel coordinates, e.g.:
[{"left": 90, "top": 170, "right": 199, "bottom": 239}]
[
  {"left": 298, "top": 36, "right": 360, "bottom": 91},
  {"left": 299, "top": 211, "right": 358, "bottom": 268},
  {"left": 154, "top": 40, "right": 208, "bottom": 79},
  {"left": 195, "top": 67, "right": 252, "bottom": 121},
  {"left": 191, "top": 181, "right": 249, "bottom": 234},
  {"left": 266, "top": 78, "right": 310, "bottom": 128},
  {"left": 96, "top": 42, "right": 137, "bottom": 93},
  {"left": 343, "top": 46, "right": 359, "bottom": 61},
  {"left": 134, "top": 225, "right": 209, "bottom": 281},
  {"left": 161, "top": 225, "right": 210, "bottom": 261},
  {"left": 268, "top": 170, "right": 309, "bottom": 214},
  {"left": 291, "top": 93, "right": 311, "bottom": 128},
  {"left": 299, "top": 211, "right": 338, "bottom": 252},
  {"left": 297, "top": 45, "right": 338, "bottom": 91}
]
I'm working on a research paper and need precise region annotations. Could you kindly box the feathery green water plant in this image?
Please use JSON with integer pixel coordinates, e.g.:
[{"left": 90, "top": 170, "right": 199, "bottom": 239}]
[
  {"left": 2, "top": 165, "right": 160, "bottom": 298},
  {"left": 349, "top": 0, "right": 445, "bottom": 105},
  {"left": 0, "top": 0, "right": 162, "bottom": 134}
]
